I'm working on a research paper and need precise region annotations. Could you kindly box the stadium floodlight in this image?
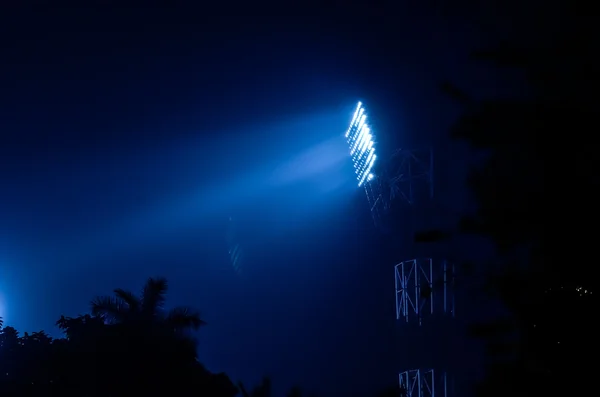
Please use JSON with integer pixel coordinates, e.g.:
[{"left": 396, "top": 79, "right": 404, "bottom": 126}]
[{"left": 345, "top": 101, "right": 377, "bottom": 187}]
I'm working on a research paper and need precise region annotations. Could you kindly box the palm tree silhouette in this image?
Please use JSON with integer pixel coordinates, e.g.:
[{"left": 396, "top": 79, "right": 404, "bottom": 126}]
[{"left": 90, "top": 276, "right": 206, "bottom": 334}]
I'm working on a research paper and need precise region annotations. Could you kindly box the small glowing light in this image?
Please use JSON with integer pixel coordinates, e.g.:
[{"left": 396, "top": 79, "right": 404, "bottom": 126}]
[{"left": 345, "top": 101, "right": 377, "bottom": 187}]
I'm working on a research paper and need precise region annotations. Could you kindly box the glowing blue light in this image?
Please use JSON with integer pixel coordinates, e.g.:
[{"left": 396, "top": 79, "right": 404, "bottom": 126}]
[{"left": 345, "top": 101, "right": 377, "bottom": 187}]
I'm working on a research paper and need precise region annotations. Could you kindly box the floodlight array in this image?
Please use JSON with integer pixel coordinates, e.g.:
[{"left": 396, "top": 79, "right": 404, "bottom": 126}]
[{"left": 345, "top": 101, "right": 377, "bottom": 187}]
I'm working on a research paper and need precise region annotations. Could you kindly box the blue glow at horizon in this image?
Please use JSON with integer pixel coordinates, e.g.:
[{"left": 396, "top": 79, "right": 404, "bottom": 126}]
[{"left": 345, "top": 101, "right": 376, "bottom": 187}]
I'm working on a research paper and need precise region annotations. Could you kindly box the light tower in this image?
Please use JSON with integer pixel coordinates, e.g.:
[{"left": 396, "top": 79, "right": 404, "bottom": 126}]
[
  {"left": 345, "top": 102, "right": 434, "bottom": 231},
  {"left": 344, "top": 101, "right": 454, "bottom": 397}
]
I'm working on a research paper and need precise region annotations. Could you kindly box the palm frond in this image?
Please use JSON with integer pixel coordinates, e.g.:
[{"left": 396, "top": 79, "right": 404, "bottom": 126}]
[
  {"left": 113, "top": 288, "right": 140, "bottom": 312},
  {"left": 141, "top": 277, "right": 168, "bottom": 316},
  {"left": 254, "top": 377, "right": 272, "bottom": 397},
  {"left": 238, "top": 381, "right": 250, "bottom": 397},
  {"left": 165, "top": 306, "right": 207, "bottom": 331},
  {"left": 91, "top": 296, "right": 127, "bottom": 323}
]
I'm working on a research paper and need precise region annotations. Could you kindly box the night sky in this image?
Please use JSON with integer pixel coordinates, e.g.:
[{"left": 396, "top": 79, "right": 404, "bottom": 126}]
[{"left": 0, "top": 3, "right": 523, "bottom": 396}]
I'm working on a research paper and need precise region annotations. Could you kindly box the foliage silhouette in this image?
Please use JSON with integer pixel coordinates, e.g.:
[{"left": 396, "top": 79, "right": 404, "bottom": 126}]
[
  {"left": 0, "top": 278, "right": 236, "bottom": 397},
  {"left": 239, "top": 377, "right": 272, "bottom": 397},
  {"left": 0, "top": 279, "right": 343, "bottom": 397},
  {"left": 91, "top": 276, "right": 206, "bottom": 333},
  {"left": 418, "top": 21, "right": 597, "bottom": 397}
]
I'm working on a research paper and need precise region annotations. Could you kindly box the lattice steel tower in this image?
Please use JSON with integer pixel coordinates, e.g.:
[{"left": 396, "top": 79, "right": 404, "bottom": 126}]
[
  {"left": 364, "top": 146, "right": 434, "bottom": 230},
  {"left": 345, "top": 102, "right": 434, "bottom": 228},
  {"left": 395, "top": 258, "right": 456, "bottom": 397},
  {"left": 344, "top": 101, "right": 455, "bottom": 397}
]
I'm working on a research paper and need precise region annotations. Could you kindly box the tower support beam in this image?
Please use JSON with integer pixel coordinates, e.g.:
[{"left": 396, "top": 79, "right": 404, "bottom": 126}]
[
  {"left": 364, "top": 148, "right": 434, "bottom": 231},
  {"left": 395, "top": 259, "right": 455, "bottom": 325},
  {"left": 399, "top": 369, "right": 449, "bottom": 397}
]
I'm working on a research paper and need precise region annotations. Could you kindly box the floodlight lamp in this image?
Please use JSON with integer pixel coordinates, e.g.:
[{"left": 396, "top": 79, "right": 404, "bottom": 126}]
[{"left": 345, "top": 101, "right": 377, "bottom": 187}]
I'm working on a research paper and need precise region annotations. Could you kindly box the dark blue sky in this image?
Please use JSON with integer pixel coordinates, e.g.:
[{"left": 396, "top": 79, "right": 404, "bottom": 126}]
[{"left": 0, "top": 4, "right": 517, "bottom": 396}]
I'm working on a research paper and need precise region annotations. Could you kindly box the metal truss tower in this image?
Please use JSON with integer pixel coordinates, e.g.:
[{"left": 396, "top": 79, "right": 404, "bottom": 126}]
[
  {"left": 364, "top": 147, "right": 433, "bottom": 230},
  {"left": 343, "top": 101, "right": 453, "bottom": 396},
  {"left": 399, "top": 369, "right": 447, "bottom": 397},
  {"left": 394, "top": 259, "right": 456, "bottom": 397},
  {"left": 395, "top": 259, "right": 455, "bottom": 325}
]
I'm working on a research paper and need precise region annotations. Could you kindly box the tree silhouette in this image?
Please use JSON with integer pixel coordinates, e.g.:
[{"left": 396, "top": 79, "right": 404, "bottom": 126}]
[
  {"left": 0, "top": 325, "right": 20, "bottom": 351},
  {"left": 81, "top": 277, "right": 219, "bottom": 396},
  {"left": 0, "top": 277, "right": 236, "bottom": 397},
  {"left": 239, "top": 377, "right": 272, "bottom": 397},
  {"left": 239, "top": 377, "right": 311, "bottom": 397},
  {"left": 91, "top": 276, "right": 206, "bottom": 335},
  {"left": 420, "top": 21, "right": 597, "bottom": 397}
]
